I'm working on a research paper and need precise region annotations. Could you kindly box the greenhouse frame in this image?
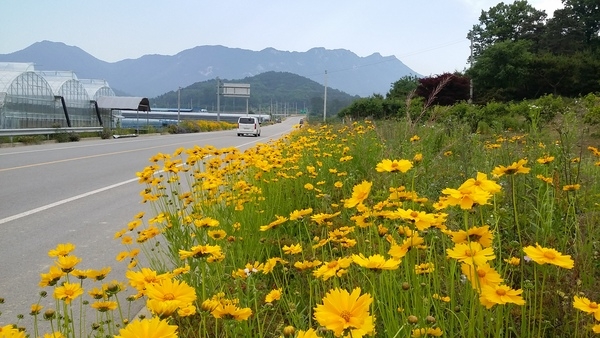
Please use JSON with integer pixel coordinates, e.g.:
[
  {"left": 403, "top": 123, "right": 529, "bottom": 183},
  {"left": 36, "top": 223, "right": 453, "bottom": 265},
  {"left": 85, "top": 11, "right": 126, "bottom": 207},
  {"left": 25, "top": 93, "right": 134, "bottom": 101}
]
[{"left": 0, "top": 62, "right": 148, "bottom": 133}]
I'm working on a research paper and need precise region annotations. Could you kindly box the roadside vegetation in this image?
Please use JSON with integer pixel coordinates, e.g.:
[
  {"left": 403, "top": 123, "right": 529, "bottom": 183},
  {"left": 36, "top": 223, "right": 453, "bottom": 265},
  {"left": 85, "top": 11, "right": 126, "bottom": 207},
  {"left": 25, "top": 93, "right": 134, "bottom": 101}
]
[{"left": 1, "top": 96, "right": 599, "bottom": 337}]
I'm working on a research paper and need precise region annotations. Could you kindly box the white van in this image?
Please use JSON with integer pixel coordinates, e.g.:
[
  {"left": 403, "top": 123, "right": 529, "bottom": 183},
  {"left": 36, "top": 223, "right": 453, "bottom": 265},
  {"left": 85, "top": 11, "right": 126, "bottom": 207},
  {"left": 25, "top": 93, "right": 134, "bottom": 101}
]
[{"left": 237, "top": 116, "right": 261, "bottom": 137}]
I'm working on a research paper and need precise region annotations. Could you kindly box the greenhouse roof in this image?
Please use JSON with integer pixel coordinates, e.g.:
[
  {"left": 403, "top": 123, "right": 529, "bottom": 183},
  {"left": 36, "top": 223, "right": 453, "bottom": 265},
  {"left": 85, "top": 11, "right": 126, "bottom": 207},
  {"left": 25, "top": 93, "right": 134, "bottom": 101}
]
[
  {"left": 0, "top": 71, "right": 25, "bottom": 93},
  {"left": 0, "top": 62, "right": 35, "bottom": 72},
  {"left": 80, "top": 79, "right": 114, "bottom": 98},
  {"left": 96, "top": 96, "right": 150, "bottom": 111}
]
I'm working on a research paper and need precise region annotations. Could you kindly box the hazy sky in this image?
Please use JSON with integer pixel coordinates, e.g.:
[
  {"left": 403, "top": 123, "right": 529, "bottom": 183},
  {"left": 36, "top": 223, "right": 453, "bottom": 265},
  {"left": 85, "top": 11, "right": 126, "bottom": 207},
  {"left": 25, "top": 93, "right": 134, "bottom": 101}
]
[{"left": 2, "top": 0, "right": 563, "bottom": 76}]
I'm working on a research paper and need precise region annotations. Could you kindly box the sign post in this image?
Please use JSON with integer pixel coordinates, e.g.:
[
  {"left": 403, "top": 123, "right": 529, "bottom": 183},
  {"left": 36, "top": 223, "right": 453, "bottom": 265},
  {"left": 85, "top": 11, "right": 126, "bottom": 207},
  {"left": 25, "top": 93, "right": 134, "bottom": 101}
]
[{"left": 219, "top": 83, "right": 251, "bottom": 116}]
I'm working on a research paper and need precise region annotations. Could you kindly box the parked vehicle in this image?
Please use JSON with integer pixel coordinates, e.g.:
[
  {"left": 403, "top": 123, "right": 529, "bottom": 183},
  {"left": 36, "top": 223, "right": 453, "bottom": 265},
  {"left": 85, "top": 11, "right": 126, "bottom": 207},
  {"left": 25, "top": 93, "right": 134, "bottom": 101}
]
[{"left": 237, "top": 116, "right": 261, "bottom": 137}]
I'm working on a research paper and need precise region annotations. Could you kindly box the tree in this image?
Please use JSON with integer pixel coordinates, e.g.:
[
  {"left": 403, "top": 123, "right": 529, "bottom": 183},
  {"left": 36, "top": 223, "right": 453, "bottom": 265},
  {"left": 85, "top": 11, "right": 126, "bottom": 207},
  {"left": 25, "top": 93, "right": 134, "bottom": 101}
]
[
  {"left": 386, "top": 75, "right": 419, "bottom": 100},
  {"left": 562, "top": 0, "right": 600, "bottom": 46},
  {"left": 467, "top": 40, "right": 534, "bottom": 102},
  {"left": 415, "top": 73, "right": 470, "bottom": 106},
  {"left": 469, "top": 0, "right": 547, "bottom": 57},
  {"left": 337, "top": 96, "right": 384, "bottom": 120},
  {"left": 541, "top": 7, "right": 587, "bottom": 54}
]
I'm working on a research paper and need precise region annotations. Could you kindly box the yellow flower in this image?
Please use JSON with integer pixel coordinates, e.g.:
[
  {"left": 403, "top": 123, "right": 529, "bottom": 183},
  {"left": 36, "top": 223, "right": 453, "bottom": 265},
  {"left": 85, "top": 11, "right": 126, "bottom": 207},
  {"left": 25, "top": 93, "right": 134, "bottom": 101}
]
[
  {"left": 523, "top": 243, "right": 574, "bottom": 269},
  {"left": 536, "top": 155, "right": 555, "bottom": 164},
  {"left": 536, "top": 174, "right": 554, "bottom": 185},
  {"left": 179, "top": 244, "right": 223, "bottom": 260},
  {"left": 395, "top": 208, "right": 436, "bottom": 231},
  {"left": 293, "top": 260, "right": 322, "bottom": 271},
  {"left": 125, "top": 268, "right": 171, "bottom": 294},
  {"left": 90, "top": 301, "right": 118, "bottom": 312},
  {"left": 314, "top": 287, "right": 374, "bottom": 337},
  {"left": 211, "top": 303, "right": 253, "bottom": 321},
  {"left": 441, "top": 186, "right": 491, "bottom": 210},
  {"left": 562, "top": 184, "right": 580, "bottom": 191},
  {"left": 411, "top": 327, "right": 443, "bottom": 337},
  {"left": 265, "top": 288, "right": 283, "bottom": 303},
  {"left": 208, "top": 229, "right": 227, "bottom": 240},
  {"left": 334, "top": 181, "right": 343, "bottom": 188},
  {"left": 39, "top": 266, "right": 65, "bottom": 287},
  {"left": 43, "top": 333, "right": 65, "bottom": 338},
  {"left": 461, "top": 263, "right": 503, "bottom": 290},
  {"left": 432, "top": 293, "right": 451, "bottom": 302},
  {"left": 289, "top": 208, "right": 313, "bottom": 220},
  {"left": 30, "top": 303, "right": 43, "bottom": 315},
  {"left": 48, "top": 243, "right": 76, "bottom": 257},
  {"left": 410, "top": 135, "right": 420, "bottom": 142},
  {"left": 375, "top": 159, "right": 413, "bottom": 173},
  {"left": 53, "top": 282, "right": 84, "bottom": 304},
  {"left": 313, "top": 257, "right": 352, "bottom": 281},
  {"left": 282, "top": 244, "right": 303, "bottom": 255},
  {"left": 448, "top": 225, "right": 494, "bottom": 248},
  {"left": 573, "top": 296, "right": 600, "bottom": 320},
  {"left": 344, "top": 181, "right": 372, "bottom": 208},
  {"left": 479, "top": 284, "right": 525, "bottom": 309},
  {"left": 145, "top": 278, "right": 197, "bottom": 308},
  {"left": 352, "top": 254, "right": 401, "bottom": 271},
  {"left": 0, "top": 325, "right": 26, "bottom": 338},
  {"left": 492, "top": 159, "right": 530, "bottom": 177},
  {"left": 88, "top": 267, "right": 111, "bottom": 281},
  {"left": 504, "top": 257, "right": 521, "bottom": 266},
  {"left": 414, "top": 262, "right": 435, "bottom": 274},
  {"left": 296, "top": 328, "right": 320, "bottom": 338},
  {"left": 146, "top": 299, "right": 180, "bottom": 317},
  {"left": 193, "top": 217, "right": 220, "bottom": 228},
  {"left": 413, "top": 153, "right": 423, "bottom": 163},
  {"left": 304, "top": 183, "right": 315, "bottom": 190},
  {"left": 458, "top": 172, "right": 502, "bottom": 195},
  {"left": 55, "top": 255, "right": 82, "bottom": 273},
  {"left": 260, "top": 215, "right": 289, "bottom": 231},
  {"left": 88, "top": 287, "right": 105, "bottom": 300},
  {"left": 446, "top": 242, "right": 496, "bottom": 266},
  {"left": 177, "top": 304, "right": 197, "bottom": 317},
  {"left": 310, "top": 211, "right": 341, "bottom": 225},
  {"left": 114, "top": 317, "right": 177, "bottom": 338}
]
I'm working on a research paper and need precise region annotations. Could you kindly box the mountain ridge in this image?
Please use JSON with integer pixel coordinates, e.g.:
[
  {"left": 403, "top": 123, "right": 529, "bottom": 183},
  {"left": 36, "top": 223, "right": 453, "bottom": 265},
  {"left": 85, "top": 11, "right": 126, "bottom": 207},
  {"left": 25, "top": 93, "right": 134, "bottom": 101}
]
[{"left": 0, "top": 40, "right": 419, "bottom": 98}]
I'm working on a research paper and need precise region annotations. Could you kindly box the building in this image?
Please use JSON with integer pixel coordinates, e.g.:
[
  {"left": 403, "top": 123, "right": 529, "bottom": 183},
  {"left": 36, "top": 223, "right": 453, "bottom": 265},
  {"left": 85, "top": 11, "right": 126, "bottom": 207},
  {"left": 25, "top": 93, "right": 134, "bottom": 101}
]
[{"left": 0, "top": 62, "right": 146, "bottom": 131}]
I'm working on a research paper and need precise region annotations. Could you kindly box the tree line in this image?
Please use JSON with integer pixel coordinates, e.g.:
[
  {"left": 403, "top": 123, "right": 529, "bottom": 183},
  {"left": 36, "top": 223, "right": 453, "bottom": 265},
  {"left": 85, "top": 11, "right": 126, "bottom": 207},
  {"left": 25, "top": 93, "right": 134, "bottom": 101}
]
[{"left": 339, "top": 0, "right": 600, "bottom": 122}]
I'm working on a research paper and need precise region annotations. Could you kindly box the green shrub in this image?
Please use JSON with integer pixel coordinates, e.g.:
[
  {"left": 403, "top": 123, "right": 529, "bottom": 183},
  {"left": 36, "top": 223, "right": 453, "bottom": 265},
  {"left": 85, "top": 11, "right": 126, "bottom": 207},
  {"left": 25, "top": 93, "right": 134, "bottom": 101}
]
[
  {"left": 99, "top": 128, "right": 113, "bottom": 139},
  {"left": 15, "top": 135, "right": 44, "bottom": 145}
]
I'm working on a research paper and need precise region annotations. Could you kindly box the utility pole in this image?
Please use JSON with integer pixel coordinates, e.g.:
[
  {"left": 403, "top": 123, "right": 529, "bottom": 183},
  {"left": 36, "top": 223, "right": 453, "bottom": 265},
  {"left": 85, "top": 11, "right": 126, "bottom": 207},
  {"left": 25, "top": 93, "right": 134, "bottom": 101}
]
[
  {"left": 216, "top": 77, "right": 221, "bottom": 122},
  {"left": 469, "top": 35, "right": 474, "bottom": 104},
  {"left": 177, "top": 87, "right": 181, "bottom": 124},
  {"left": 323, "top": 70, "right": 328, "bottom": 122}
]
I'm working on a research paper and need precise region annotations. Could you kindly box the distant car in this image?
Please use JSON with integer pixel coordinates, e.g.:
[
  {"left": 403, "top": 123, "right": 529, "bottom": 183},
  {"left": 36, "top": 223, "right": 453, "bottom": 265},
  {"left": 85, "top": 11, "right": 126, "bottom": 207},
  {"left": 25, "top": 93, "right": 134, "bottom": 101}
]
[
  {"left": 200, "top": 109, "right": 208, "bottom": 112},
  {"left": 299, "top": 118, "right": 304, "bottom": 127},
  {"left": 237, "top": 116, "right": 261, "bottom": 137}
]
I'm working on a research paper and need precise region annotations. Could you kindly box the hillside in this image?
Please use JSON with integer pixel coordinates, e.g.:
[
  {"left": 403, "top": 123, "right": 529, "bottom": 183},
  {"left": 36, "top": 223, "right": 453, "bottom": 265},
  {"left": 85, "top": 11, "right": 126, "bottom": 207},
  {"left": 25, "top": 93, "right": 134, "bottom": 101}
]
[{"left": 152, "top": 71, "right": 358, "bottom": 118}]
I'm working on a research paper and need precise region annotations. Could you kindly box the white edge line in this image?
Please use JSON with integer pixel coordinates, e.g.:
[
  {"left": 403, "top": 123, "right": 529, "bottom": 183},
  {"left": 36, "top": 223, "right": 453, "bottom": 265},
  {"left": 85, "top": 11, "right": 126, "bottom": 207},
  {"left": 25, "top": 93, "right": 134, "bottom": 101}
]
[{"left": 0, "top": 178, "right": 139, "bottom": 225}]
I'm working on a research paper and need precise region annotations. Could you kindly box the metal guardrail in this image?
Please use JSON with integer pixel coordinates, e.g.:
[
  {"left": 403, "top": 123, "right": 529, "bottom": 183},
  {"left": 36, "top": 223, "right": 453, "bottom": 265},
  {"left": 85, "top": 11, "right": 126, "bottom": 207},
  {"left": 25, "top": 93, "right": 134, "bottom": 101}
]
[{"left": 0, "top": 127, "right": 104, "bottom": 137}]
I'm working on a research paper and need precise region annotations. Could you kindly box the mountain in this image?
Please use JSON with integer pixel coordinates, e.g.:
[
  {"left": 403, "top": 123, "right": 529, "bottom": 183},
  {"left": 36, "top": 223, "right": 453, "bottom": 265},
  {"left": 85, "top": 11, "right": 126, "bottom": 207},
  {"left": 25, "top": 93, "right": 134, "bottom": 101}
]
[{"left": 0, "top": 41, "right": 419, "bottom": 98}]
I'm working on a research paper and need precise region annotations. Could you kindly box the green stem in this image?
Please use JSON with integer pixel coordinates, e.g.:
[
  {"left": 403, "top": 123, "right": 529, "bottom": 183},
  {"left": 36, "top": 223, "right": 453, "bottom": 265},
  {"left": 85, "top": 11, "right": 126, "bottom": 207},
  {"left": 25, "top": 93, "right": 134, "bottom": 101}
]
[{"left": 511, "top": 175, "right": 523, "bottom": 245}]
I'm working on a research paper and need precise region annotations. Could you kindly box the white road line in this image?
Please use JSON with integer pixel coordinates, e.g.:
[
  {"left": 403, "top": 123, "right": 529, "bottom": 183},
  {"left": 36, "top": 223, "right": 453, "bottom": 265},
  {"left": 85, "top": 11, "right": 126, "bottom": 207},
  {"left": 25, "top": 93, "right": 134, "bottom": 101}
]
[{"left": 0, "top": 177, "right": 138, "bottom": 225}]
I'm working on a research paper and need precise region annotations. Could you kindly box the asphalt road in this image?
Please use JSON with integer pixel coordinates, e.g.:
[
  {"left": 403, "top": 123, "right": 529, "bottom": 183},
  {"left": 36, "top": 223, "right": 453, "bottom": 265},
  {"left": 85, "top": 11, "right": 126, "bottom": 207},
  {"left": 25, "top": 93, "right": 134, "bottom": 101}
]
[{"left": 0, "top": 116, "right": 301, "bottom": 331}]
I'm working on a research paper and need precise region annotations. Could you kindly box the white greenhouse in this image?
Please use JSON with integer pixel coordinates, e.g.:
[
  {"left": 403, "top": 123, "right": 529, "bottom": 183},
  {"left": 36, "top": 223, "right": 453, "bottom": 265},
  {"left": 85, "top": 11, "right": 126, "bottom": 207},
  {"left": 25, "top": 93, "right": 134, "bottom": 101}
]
[{"left": 0, "top": 62, "right": 145, "bottom": 132}]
